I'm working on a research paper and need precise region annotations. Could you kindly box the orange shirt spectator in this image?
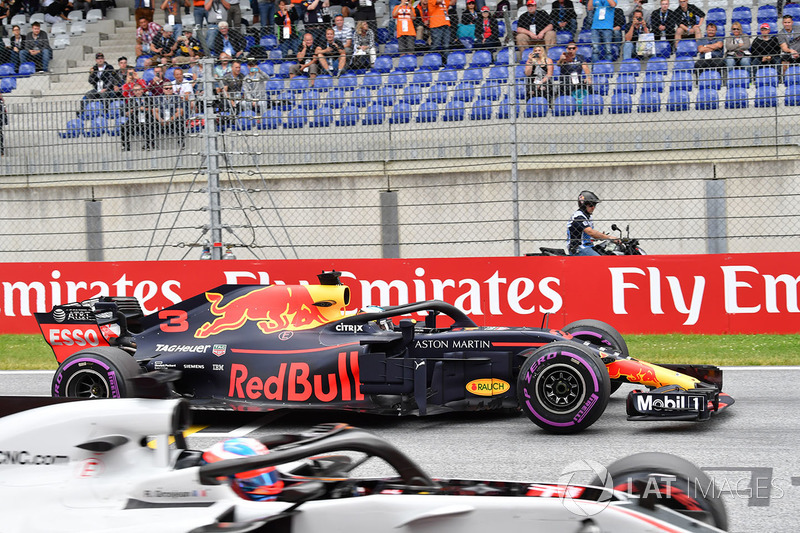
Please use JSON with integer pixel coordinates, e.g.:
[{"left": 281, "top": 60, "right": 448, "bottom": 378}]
[
  {"left": 428, "top": 0, "right": 451, "bottom": 28},
  {"left": 393, "top": 2, "right": 417, "bottom": 37}
]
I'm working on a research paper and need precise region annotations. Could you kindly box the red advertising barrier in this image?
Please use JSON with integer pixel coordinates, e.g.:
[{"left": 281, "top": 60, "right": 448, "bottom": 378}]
[{"left": 1, "top": 253, "right": 798, "bottom": 335}]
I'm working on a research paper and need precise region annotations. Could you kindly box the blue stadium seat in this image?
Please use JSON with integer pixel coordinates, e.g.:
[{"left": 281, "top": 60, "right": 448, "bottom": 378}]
[
  {"left": 438, "top": 68, "right": 459, "bottom": 85},
  {"left": 260, "top": 34, "right": 278, "bottom": 50},
  {"left": 233, "top": 110, "right": 256, "bottom": 131},
  {"left": 614, "top": 73, "right": 637, "bottom": 94},
  {"left": 480, "top": 82, "right": 502, "bottom": 101},
  {"left": 266, "top": 78, "right": 285, "bottom": 96},
  {"left": 666, "top": 90, "right": 690, "bottom": 111},
  {"left": 268, "top": 49, "right": 284, "bottom": 60},
  {"left": 373, "top": 55, "right": 393, "bottom": 74},
  {"left": 619, "top": 58, "right": 641, "bottom": 76},
  {"left": 107, "top": 99, "right": 124, "bottom": 118},
  {"left": 351, "top": 86, "right": 372, "bottom": 107},
  {"left": 311, "top": 106, "right": 334, "bottom": 127},
  {"left": 338, "top": 103, "right": 359, "bottom": 126},
  {"left": 727, "top": 68, "right": 749, "bottom": 89},
  {"left": 552, "top": 95, "right": 576, "bottom": 116},
  {"left": 327, "top": 87, "right": 347, "bottom": 109},
  {"left": 59, "top": 118, "right": 84, "bottom": 138},
  {"left": 337, "top": 72, "right": 358, "bottom": 90},
  {"left": 362, "top": 72, "right": 382, "bottom": 88},
  {"left": 670, "top": 70, "right": 693, "bottom": 92},
  {"left": 785, "top": 85, "right": 800, "bottom": 106},
  {"left": 755, "top": 85, "right": 777, "bottom": 107},
  {"left": 289, "top": 76, "right": 310, "bottom": 92},
  {"left": 142, "top": 68, "right": 155, "bottom": 82},
  {"left": 470, "top": 99, "right": 493, "bottom": 120},
  {"left": 495, "top": 97, "right": 519, "bottom": 119},
  {"left": 643, "top": 72, "right": 664, "bottom": 93},
  {"left": 698, "top": 70, "right": 721, "bottom": 90},
  {"left": 385, "top": 71, "right": 407, "bottom": 87},
  {"left": 18, "top": 61, "right": 36, "bottom": 77},
  {"left": 285, "top": 107, "right": 308, "bottom": 128},
  {"left": 695, "top": 89, "right": 719, "bottom": 110},
  {"left": 275, "top": 90, "right": 294, "bottom": 111},
  {"left": 397, "top": 55, "right": 418, "bottom": 72},
  {"left": 315, "top": 74, "right": 333, "bottom": 91},
  {"left": 82, "top": 99, "right": 105, "bottom": 119},
  {"left": 412, "top": 70, "right": 433, "bottom": 86},
  {"left": 497, "top": 20, "right": 506, "bottom": 38},
  {"left": 676, "top": 40, "right": 698, "bottom": 58},
  {"left": 785, "top": 4, "right": 800, "bottom": 19},
  {"left": 422, "top": 52, "right": 443, "bottom": 70},
  {"left": 672, "top": 58, "right": 694, "bottom": 71},
  {"left": 470, "top": 50, "right": 492, "bottom": 68},
  {"left": 416, "top": 101, "right": 438, "bottom": 123},
  {"left": 83, "top": 116, "right": 107, "bottom": 137},
  {"left": 0, "top": 63, "right": 16, "bottom": 78},
  {"left": 785, "top": 65, "right": 800, "bottom": 86},
  {"left": 706, "top": 8, "right": 727, "bottom": 27},
  {"left": 446, "top": 51, "right": 467, "bottom": 70},
  {"left": 556, "top": 31, "right": 572, "bottom": 44},
  {"left": 525, "top": 96, "right": 549, "bottom": 117},
  {"left": 732, "top": 6, "right": 752, "bottom": 25},
  {"left": 520, "top": 47, "right": 534, "bottom": 63},
  {"left": 390, "top": 102, "right": 412, "bottom": 123},
  {"left": 459, "top": 36, "right": 474, "bottom": 49},
  {"left": 384, "top": 43, "right": 400, "bottom": 55},
  {"left": 757, "top": 5, "right": 778, "bottom": 23},
  {"left": 135, "top": 55, "right": 151, "bottom": 69},
  {"left": 495, "top": 47, "right": 511, "bottom": 65},
  {"left": 453, "top": 81, "right": 475, "bottom": 102},
  {"left": 276, "top": 62, "right": 292, "bottom": 79},
  {"left": 402, "top": 84, "right": 423, "bottom": 105},
  {"left": 548, "top": 46, "right": 566, "bottom": 62},
  {"left": 462, "top": 67, "right": 483, "bottom": 84},
  {"left": 725, "top": 87, "right": 748, "bottom": 109},
  {"left": 244, "top": 35, "right": 256, "bottom": 51},
  {"left": 376, "top": 85, "right": 396, "bottom": 106},
  {"left": 580, "top": 93, "right": 604, "bottom": 115},
  {"left": 301, "top": 88, "right": 320, "bottom": 110},
  {"left": 593, "top": 60, "right": 614, "bottom": 77},
  {"left": 645, "top": 58, "right": 668, "bottom": 74},
  {"left": 638, "top": 91, "right": 661, "bottom": 113},
  {"left": 592, "top": 74, "right": 609, "bottom": 95},
  {"left": 609, "top": 92, "right": 632, "bottom": 114},
  {"left": 578, "top": 30, "right": 592, "bottom": 44},
  {"left": 376, "top": 27, "right": 391, "bottom": 44},
  {"left": 487, "top": 65, "right": 508, "bottom": 83},
  {"left": 654, "top": 40, "right": 672, "bottom": 58},
  {"left": 443, "top": 99, "right": 465, "bottom": 121},
  {"left": 363, "top": 103, "right": 386, "bottom": 125},
  {"left": 755, "top": 67, "right": 778, "bottom": 87},
  {"left": 428, "top": 82, "right": 449, "bottom": 103},
  {"left": 741, "top": 22, "right": 752, "bottom": 35}
]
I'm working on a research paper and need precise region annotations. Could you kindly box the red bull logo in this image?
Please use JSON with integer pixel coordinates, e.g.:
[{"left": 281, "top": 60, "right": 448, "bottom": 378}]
[
  {"left": 195, "top": 285, "right": 349, "bottom": 338},
  {"left": 606, "top": 359, "right": 662, "bottom": 388}
]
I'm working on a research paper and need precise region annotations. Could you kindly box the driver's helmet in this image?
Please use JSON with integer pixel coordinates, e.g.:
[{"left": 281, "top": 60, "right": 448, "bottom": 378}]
[
  {"left": 360, "top": 305, "right": 393, "bottom": 331},
  {"left": 578, "top": 190, "right": 601, "bottom": 210},
  {"left": 202, "top": 438, "right": 284, "bottom": 501}
]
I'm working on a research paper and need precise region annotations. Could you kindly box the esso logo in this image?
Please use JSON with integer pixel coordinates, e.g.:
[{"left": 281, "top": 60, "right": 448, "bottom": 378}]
[{"left": 48, "top": 328, "right": 101, "bottom": 347}]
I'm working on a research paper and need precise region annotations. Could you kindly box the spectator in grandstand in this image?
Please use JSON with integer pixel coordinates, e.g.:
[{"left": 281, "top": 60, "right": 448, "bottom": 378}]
[
  {"left": 43, "top": 0, "right": 73, "bottom": 24},
  {"left": 612, "top": 5, "right": 625, "bottom": 47},
  {"left": 751, "top": 22, "right": 781, "bottom": 70},
  {"left": 474, "top": 6, "right": 500, "bottom": 53},
  {"left": 393, "top": 0, "right": 417, "bottom": 55},
  {"left": 152, "top": 24, "right": 178, "bottom": 64},
  {"left": 524, "top": 43, "right": 554, "bottom": 101},
  {"left": 673, "top": 0, "right": 703, "bottom": 43},
  {"left": 227, "top": 0, "right": 242, "bottom": 31},
  {"left": 350, "top": 20, "right": 375, "bottom": 69},
  {"left": 21, "top": 21, "right": 51, "bottom": 72},
  {"left": 550, "top": 0, "right": 577, "bottom": 39},
  {"left": 493, "top": 0, "right": 510, "bottom": 19},
  {"left": 205, "top": 0, "right": 228, "bottom": 52},
  {"left": 121, "top": 84, "right": 156, "bottom": 151},
  {"left": 192, "top": 0, "right": 208, "bottom": 28},
  {"left": 81, "top": 52, "right": 118, "bottom": 107},
  {"left": 567, "top": 190, "right": 618, "bottom": 256},
  {"left": 779, "top": 14, "right": 800, "bottom": 74},
  {"left": 693, "top": 22, "right": 724, "bottom": 74},
  {"left": 136, "top": 17, "right": 163, "bottom": 59},
  {"left": 414, "top": 0, "right": 430, "bottom": 45},
  {"left": 332, "top": 14, "right": 354, "bottom": 53},
  {"left": 220, "top": 58, "right": 246, "bottom": 115},
  {"left": 173, "top": 27, "right": 203, "bottom": 64},
  {"left": 242, "top": 57, "right": 269, "bottom": 112},
  {"left": 622, "top": 7, "right": 649, "bottom": 60},
  {"left": 5, "top": 25, "right": 25, "bottom": 72},
  {"left": 154, "top": 82, "right": 187, "bottom": 148},
  {"left": 302, "top": 0, "right": 326, "bottom": 47},
  {"left": 650, "top": 0, "right": 676, "bottom": 47},
  {"left": 352, "top": 0, "right": 377, "bottom": 35},
  {"left": 259, "top": 0, "right": 275, "bottom": 37},
  {"left": 725, "top": 22, "right": 751, "bottom": 69},
  {"left": 290, "top": 32, "right": 320, "bottom": 82},
  {"left": 516, "top": 0, "right": 556, "bottom": 61},
  {"left": 135, "top": 0, "right": 156, "bottom": 23},
  {"left": 428, "top": 0, "right": 453, "bottom": 60},
  {"left": 212, "top": 20, "right": 246, "bottom": 57},
  {"left": 122, "top": 69, "right": 148, "bottom": 97},
  {"left": 317, "top": 27, "right": 347, "bottom": 75},
  {"left": 460, "top": 0, "right": 479, "bottom": 26},
  {"left": 587, "top": 0, "right": 615, "bottom": 63},
  {"left": 161, "top": 0, "right": 188, "bottom": 36},
  {"left": 72, "top": 0, "right": 94, "bottom": 18},
  {"left": 148, "top": 64, "right": 168, "bottom": 95},
  {"left": 172, "top": 65, "right": 195, "bottom": 99},
  {"left": 0, "top": 0, "right": 9, "bottom": 30},
  {"left": 556, "top": 40, "right": 591, "bottom": 96},
  {"left": 275, "top": 0, "right": 300, "bottom": 56}
]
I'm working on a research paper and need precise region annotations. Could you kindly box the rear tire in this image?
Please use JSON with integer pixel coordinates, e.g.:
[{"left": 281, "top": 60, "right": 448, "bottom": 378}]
[
  {"left": 516, "top": 341, "right": 610, "bottom": 434},
  {"left": 51, "top": 347, "right": 142, "bottom": 398},
  {"left": 595, "top": 452, "right": 728, "bottom": 530},
  {"left": 563, "top": 319, "right": 628, "bottom": 394}
]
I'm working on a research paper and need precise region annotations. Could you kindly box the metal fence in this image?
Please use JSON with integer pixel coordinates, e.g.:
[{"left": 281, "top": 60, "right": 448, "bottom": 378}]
[{"left": 1, "top": 47, "right": 800, "bottom": 261}]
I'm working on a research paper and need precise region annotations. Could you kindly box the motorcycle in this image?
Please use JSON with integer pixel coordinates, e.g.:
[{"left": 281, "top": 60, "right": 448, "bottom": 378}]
[{"left": 531, "top": 224, "right": 646, "bottom": 256}]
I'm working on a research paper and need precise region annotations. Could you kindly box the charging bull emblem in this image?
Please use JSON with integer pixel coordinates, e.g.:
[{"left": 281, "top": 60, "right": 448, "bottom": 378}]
[{"left": 195, "top": 285, "right": 349, "bottom": 338}]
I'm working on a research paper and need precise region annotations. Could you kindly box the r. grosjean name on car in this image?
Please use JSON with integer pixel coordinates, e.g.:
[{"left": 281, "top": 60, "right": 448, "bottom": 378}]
[
  {"left": 0, "top": 451, "right": 69, "bottom": 466},
  {"left": 142, "top": 489, "right": 209, "bottom": 499}
]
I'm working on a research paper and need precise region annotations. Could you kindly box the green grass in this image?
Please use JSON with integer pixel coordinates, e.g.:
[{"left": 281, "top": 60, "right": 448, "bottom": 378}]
[{"left": 1, "top": 333, "right": 799, "bottom": 371}]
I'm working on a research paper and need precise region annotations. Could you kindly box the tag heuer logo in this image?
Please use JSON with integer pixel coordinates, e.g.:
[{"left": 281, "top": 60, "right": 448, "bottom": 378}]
[{"left": 212, "top": 344, "right": 226, "bottom": 357}]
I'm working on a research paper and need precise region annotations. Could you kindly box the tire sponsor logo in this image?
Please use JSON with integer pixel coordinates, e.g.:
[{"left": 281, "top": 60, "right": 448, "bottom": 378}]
[
  {"left": 0, "top": 451, "right": 69, "bottom": 466},
  {"left": 466, "top": 378, "right": 511, "bottom": 396}
]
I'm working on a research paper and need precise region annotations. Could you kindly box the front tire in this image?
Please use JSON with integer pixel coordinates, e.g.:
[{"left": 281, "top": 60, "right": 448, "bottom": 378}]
[
  {"left": 595, "top": 452, "right": 728, "bottom": 530},
  {"left": 52, "top": 347, "right": 142, "bottom": 398},
  {"left": 516, "top": 341, "right": 610, "bottom": 434},
  {"left": 563, "top": 319, "right": 628, "bottom": 394}
]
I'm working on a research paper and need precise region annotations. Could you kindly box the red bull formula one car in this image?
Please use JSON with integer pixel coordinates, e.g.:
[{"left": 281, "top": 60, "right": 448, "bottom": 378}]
[{"left": 35, "top": 271, "right": 734, "bottom": 434}]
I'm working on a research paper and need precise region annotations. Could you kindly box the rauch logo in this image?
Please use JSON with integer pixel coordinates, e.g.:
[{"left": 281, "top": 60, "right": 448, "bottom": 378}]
[{"left": 466, "top": 378, "right": 510, "bottom": 397}]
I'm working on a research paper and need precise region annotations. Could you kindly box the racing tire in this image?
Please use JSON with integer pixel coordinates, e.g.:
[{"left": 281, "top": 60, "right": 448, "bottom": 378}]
[
  {"left": 563, "top": 319, "right": 629, "bottom": 395},
  {"left": 594, "top": 452, "right": 728, "bottom": 531},
  {"left": 516, "top": 341, "right": 611, "bottom": 434},
  {"left": 51, "top": 347, "right": 142, "bottom": 399}
]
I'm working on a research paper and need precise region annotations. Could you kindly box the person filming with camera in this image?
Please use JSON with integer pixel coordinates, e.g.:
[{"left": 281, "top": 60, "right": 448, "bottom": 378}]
[
  {"left": 623, "top": 8, "right": 649, "bottom": 60},
  {"left": 524, "top": 44, "right": 553, "bottom": 101}
]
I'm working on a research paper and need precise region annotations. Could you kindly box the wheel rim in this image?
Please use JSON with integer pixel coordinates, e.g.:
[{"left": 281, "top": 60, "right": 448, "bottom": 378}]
[
  {"left": 66, "top": 370, "right": 110, "bottom": 398},
  {"left": 535, "top": 363, "right": 586, "bottom": 414}
]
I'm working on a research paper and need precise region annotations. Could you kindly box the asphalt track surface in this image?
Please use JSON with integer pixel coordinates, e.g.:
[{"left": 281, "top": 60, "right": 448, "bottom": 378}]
[{"left": 1, "top": 367, "right": 798, "bottom": 533}]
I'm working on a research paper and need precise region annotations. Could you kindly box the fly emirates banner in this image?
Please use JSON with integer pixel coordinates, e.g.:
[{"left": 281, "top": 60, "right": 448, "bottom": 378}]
[{"left": 1, "top": 253, "right": 798, "bottom": 334}]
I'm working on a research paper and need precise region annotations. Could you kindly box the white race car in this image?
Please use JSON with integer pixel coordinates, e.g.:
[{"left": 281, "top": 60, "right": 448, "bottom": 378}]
[{"left": 0, "top": 398, "right": 728, "bottom": 533}]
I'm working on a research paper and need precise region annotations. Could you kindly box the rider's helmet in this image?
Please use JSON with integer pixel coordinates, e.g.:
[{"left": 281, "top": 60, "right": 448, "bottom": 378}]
[
  {"left": 578, "top": 190, "right": 601, "bottom": 210},
  {"left": 201, "top": 438, "right": 284, "bottom": 501}
]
